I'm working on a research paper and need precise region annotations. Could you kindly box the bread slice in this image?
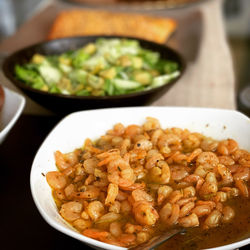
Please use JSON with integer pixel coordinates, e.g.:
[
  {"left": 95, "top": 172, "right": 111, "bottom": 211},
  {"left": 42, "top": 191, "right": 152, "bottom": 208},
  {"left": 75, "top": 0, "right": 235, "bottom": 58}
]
[{"left": 48, "top": 9, "right": 176, "bottom": 43}]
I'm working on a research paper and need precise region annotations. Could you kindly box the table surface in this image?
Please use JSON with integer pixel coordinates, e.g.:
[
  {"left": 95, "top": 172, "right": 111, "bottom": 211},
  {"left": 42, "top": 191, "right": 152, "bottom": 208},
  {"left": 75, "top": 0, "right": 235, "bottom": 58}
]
[
  {"left": 0, "top": 0, "right": 236, "bottom": 115},
  {"left": 0, "top": 115, "right": 93, "bottom": 250},
  {"left": 0, "top": 114, "right": 249, "bottom": 250}
]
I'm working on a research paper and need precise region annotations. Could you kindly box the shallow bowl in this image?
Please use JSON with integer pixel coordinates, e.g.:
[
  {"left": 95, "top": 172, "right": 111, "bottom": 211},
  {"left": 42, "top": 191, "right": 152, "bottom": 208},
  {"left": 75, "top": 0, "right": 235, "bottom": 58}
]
[{"left": 30, "top": 107, "right": 250, "bottom": 250}]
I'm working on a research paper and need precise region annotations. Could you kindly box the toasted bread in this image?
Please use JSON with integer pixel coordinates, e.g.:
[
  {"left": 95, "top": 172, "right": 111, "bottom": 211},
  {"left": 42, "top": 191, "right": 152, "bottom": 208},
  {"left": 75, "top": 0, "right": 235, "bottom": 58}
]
[{"left": 48, "top": 9, "right": 176, "bottom": 44}]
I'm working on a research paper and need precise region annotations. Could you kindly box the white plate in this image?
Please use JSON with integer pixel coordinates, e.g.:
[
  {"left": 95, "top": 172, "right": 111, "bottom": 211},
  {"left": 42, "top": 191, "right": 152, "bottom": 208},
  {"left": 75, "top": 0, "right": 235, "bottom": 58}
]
[
  {"left": 30, "top": 107, "right": 250, "bottom": 250},
  {"left": 0, "top": 86, "right": 25, "bottom": 144}
]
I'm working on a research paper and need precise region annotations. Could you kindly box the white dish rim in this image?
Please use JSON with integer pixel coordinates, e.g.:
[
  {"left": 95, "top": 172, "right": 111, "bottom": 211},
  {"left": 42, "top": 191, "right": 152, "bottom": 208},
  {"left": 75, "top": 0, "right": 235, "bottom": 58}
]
[
  {"left": 30, "top": 106, "right": 250, "bottom": 250},
  {"left": 0, "top": 86, "right": 26, "bottom": 142}
]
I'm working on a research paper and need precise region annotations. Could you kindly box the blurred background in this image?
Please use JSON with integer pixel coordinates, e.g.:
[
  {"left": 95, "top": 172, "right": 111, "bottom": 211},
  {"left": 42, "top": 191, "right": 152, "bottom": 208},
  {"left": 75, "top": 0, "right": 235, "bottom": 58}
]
[{"left": 0, "top": 0, "right": 249, "bottom": 117}]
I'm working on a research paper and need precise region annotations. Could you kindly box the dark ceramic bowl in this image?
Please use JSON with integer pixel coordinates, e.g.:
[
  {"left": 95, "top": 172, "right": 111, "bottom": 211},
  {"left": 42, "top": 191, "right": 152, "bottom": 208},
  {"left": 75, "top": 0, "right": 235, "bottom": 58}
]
[{"left": 2, "top": 36, "right": 185, "bottom": 114}]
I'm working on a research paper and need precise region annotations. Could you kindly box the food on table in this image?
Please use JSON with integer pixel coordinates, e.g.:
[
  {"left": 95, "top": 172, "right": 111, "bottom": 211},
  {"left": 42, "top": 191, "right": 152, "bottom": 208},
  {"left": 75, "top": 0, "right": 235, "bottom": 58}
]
[
  {"left": 70, "top": 0, "right": 199, "bottom": 5},
  {"left": 14, "top": 38, "right": 180, "bottom": 96},
  {"left": 46, "top": 117, "right": 250, "bottom": 248},
  {"left": 48, "top": 9, "right": 176, "bottom": 44},
  {"left": 0, "top": 85, "right": 4, "bottom": 111}
]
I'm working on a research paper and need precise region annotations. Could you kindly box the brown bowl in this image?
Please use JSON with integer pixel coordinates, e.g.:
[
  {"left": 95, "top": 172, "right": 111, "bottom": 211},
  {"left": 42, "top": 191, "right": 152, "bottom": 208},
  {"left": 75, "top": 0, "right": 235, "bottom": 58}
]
[{"left": 2, "top": 36, "right": 185, "bottom": 114}]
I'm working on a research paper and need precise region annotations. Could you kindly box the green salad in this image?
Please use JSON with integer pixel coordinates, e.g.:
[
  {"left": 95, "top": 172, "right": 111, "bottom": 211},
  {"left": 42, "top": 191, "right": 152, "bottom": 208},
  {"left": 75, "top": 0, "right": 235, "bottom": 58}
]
[{"left": 15, "top": 38, "right": 180, "bottom": 96}]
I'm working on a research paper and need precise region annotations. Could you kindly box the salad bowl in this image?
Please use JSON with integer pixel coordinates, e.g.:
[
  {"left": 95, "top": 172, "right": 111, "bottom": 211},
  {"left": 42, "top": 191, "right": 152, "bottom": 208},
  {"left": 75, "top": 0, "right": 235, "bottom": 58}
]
[{"left": 2, "top": 36, "right": 185, "bottom": 114}]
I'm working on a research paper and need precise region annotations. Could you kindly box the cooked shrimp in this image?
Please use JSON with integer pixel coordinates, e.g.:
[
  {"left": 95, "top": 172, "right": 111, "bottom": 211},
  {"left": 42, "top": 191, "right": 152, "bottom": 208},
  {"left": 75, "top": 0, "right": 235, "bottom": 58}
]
[
  {"left": 145, "top": 151, "right": 164, "bottom": 169},
  {"left": 97, "top": 155, "right": 120, "bottom": 167},
  {"left": 109, "top": 201, "right": 121, "bottom": 213},
  {"left": 124, "top": 124, "right": 142, "bottom": 138},
  {"left": 220, "top": 187, "right": 239, "bottom": 199},
  {"left": 151, "top": 129, "right": 163, "bottom": 146},
  {"left": 179, "top": 202, "right": 195, "bottom": 218},
  {"left": 133, "top": 201, "right": 159, "bottom": 226},
  {"left": 222, "top": 206, "right": 235, "bottom": 223},
  {"left": 116, "top": 190, "right": 129, "bottom": 201},
  {"left": 107, "top": 156, "right": 135, "bottom": 188},
  {"left": 158, "top": 133, "right": 181, "bottom": 149},
  {"left": 183, "top": 186, "right": 196, "bottom": 198},
  {"left": 136, "top": 232, "right": 151, "bottom": 244},
  {"left": 160, "top": 202, "right": 180, "bottom": 226},
  {"left": 217, "top": 139, "right": 238, "bottom": 155},
  {"left": 86, "top": 201, "right": 105, "bottom": 221},
  {"left": 200, "top": 138, "right": 218, "bottom": 152},
  {"left": 184, "top": 174, "right": 205, "bottom": 190},
  {"left": 235, "top": 179, "right": 249, "bottom": 198},
  {"left": 143, "top": 117, "right": 160, "bottom": 131},
  {"left": 187, "top": 148, "right": 202, "bottom": 162},
  {"left": 60, "top": 201, "right": 82, "bottom": 221},
  {"left": 46, "top": 171, "right": 67, "bottom": 190},
  {"left": 73, "top": 218, "right": 92, "bottom": 231},
  {"left": 157, "top": 185, "right": 173, "bottom": 204},
  {"left": 196, "top": 152, "right": 219, "bottom": 170},
  {"left": 84, "top": 138, "right": 103, "bottom": 154},
  {"left": 168, "top": 190, "right": 183, "bottom": 204},
  {"left": 120, "top": 138, "right": 131, "bottom": 156},
  {"left": 176, "top": 197, "right": 197, "bottom": 206},
  {"left": 199, "top": 172, "right": 218, "bottom": 196},
  {"left": 96, "top": 212, "right": 121, "bottom": 225},
  {"left": 132, "top": 189, "right": 154, "bottom": 203},
  {"left": 179, "top": 213, "right": 199, "bottom": 227},
  {"left": 183, "top": 134, "right": 201, "bottom": 151},
  {"left": 236, "top": 150, "right": 250, "bottom": 166},
  {"left": 148, "top": 160, "right": 171, "bottom": 184},
  {"left": 214, "top": 191, "right": 227, "bottom": 203},
  {"left": 195, "top": 200, "right": 216, "bottom": 210},
  {"left": 170, "top": 165, "right": 189, "bottom": 181},
  {"left": 83, "top": 229, "right": 123, "bottom": 246},
  {"left": 109, "top": 221, "right": 122, "bottom": 238},
  {"left": 121, "top": 200, "right": 132, "bottom": 214},
  {"left": 128, "top": 149, "right": 147, "bottom": 162},
  {"left": 119, "top": 182, "right": 145, "bottom": 191},
  {"left": 134, "top": 139, "right": 152, "bottom": 151},
  {"left": 167, "top": 151, "right": 187, "bottom": 164},
  {"left": 118, "top": 234, "right": 136, "bottom": 247},
  {"left": 74, "top": 185, "right": 100, "bottom": 199},
  {"left": 192, "top": 205, "right": 211, "bottom": 217},
  {"left": 233, "top": 166, "right": 250, "bottom": 181},
  {"left": 217, "top": 164, "right": 233, "bottom": 185},
  {"left": 124, "top": 223, "right": 142, "bottom": 234},
  {"left": 54, "top": 150, "right": 79, "bottom": 171},
  {"left": 105, "top": 183, "right": 119, "bottom": 205},
  {"left": 85, "top": 174, "right": 95, "bottom": 185},
  {"left": 218, "top": 156, "right": 235, "bottom": 166},
  {"left": 203, "top": 210, "right": 222, "bottom": 229},
  {"left": 64, "top": 183, "right": 75, "bottom": 199},
  {"left": 107, "top": 123, "right": 125, "bottom": 136},
  {"left": 133, "top": 165, "right": 147, "bottom": 180},
  {"left": 84, "top": 158, "right": 98, "bottom": 174},
  {"left": 194, "top": 165, "right": 207, "bottom": 178}
]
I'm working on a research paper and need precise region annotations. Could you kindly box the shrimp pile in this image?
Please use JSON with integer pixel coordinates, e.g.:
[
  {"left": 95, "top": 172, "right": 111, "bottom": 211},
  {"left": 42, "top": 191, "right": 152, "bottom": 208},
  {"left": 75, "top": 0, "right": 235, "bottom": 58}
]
[{"left": 46, "top": 117, "right": 250, "bottom": 248}]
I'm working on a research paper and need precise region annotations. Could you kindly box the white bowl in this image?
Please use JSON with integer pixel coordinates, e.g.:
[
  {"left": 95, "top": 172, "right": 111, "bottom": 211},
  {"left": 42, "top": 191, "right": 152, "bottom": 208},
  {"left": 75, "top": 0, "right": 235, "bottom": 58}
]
[
  {"left": 0, "top": 86, "right": 25, "bottom": 144},
  {"left": 30, "top": 107, "right": 250, "bottom": 250}
]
